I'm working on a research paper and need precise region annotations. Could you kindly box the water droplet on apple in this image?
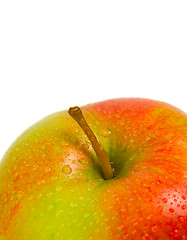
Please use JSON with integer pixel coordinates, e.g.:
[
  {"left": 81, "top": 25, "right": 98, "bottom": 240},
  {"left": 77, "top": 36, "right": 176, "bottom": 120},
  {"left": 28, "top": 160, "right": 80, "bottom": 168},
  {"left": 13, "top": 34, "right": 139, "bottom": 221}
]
[
  {"left": 151, "top": 225, "right": 158, "bottom": 232},
  {"left": 37, "top": 193, "right": 42, "bottom": 199},
  {"left": 81, "top": 144, "right": 89, "bottom": 151},
  {"left": 56, "top": 186, "right": 62, "bottom": 192},
  {"left": 169, "top": 208, "right": 174, "bottom": 213},
  {"left": 48, "top": 205, "right": 54, "bottom": 210},
  {"left": 79, "top": 159, "right": 87, "bottom": 164},
  {"left": 17, "top": 191, "right": 24, "bottom": 198},
  {"left": 171, "top": 229, "right": 179, "bottom": 238},
  {"left": 157, "top": 205, "right": 163, "bottom": 213},
  {"left": 15, "top": 147, "right": 19, "bottom": 151},
  {"left": 132, "top": 222, "right": 138, "bottom": 227},
  {"left": 46, "top": 192, "right": 52, "bottom": 198},
  {"left": 70, "top": 203, "right": 77, "bottom": 207},
  {"left": 65, "top": 151, "right": 70, "bottom": 156},
  {"left": 142, "top": 233, "right": 149, "bottom": 240},
  {"left": 146, "top": 136, "right": 151, "bottom": 141},
  {"left": 100, "top": 130, "right": 111, "bottom": 137},
  {"left": 181, "top": 205, "right": 186, "bottom": 210},
  {"left": 146, "top": 214, "right": 152, "bottom": 220},
  {"left": 115, "top": 113, "right": 121, "bottom": 119},
  {"left": 162, "top": 198, "right": 168, "bottom": 203},
  {"left": 78, "top": 224, "right": 86, "bottom": 232},
  {"left": 31, "top": 207, "right": 36, "bottom": 212},
  {"left": 156, "top": 179, "right": 162, "bottom": 184},
  {"left": 32, "top": 164, "right": 39, "bottom": 171},
  {"left": 45, "top": 167, "right": 52, "bottom": 173},
  {"left": 61, "top": 223, "right": 65, "bottom": 228},
  {"left": 96, "top": 107, "right": 101, "bottom": 112},
  {"left": 89, "top": 221, "right": 94, "bottom": 226},
  {"left": 178, "top": 216, "right": 184, "bottom": 222},
  {"left": 83, "top": 213, "right": 90, "bottom": 218},
  {"left": 62, "top": 165, "right": 72, "bottom": 174},
  {"left": 37, "top": 179, "right": 45, "bottom": 185},
  {"left": 28, "top": 195, "right": 34, "bottom": 201},
  {"left": 182, "top": 195, "right": 186, "bottom": 200}
]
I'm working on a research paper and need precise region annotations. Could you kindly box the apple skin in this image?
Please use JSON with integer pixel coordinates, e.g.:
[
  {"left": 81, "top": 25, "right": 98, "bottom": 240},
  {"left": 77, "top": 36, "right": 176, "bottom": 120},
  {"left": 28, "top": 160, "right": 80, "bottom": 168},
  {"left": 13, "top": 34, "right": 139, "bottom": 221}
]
[{"left": 0, "top": 98, "right": 186, "bottom": 240}]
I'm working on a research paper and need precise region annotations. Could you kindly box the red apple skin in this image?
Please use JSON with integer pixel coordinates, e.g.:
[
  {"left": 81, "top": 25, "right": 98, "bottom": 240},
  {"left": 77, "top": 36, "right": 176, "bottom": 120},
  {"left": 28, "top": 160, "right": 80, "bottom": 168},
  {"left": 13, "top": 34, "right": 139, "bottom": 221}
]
[{"left": 0, "top": 98, "right": 186, "bottom": 240}]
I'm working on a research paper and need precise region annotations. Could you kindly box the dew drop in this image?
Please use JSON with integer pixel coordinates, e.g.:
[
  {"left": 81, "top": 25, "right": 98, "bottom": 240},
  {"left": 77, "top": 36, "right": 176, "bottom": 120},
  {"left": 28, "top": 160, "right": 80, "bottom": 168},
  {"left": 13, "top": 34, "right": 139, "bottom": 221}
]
[
  {"left": 47, "top": 192, "right": 53, "bottom": 197},
  {"left": 157, "top": 206, "right": 163, "bottom": 213},
  {"left": 96, "top": 107, "right": 101, "bottom": 112},
  {"left": 65, "top": 152, "right": 70, "bottom": 156},
  {"left": 181, "top": 205, "right": 186, "bottom": 210},
  {"left": 28, "top": 195, "right": 34, "bottom": 201},
  {"left": 156, "top": 180, "right": 162, "bottom": 184},
  {"left": 79, "top": 159, "right": 87, "bottom": 164},
  {"left": 132, "top": 222, "right": 138, "bottom": 227},
  {"left": 115, "top": 114, "right": 121, "bottom": 119},
  {"left": 151, "top": 225, "right": 158, "bottom": 232},
  {"left": 142, "top": 233, "right": 149, "bottom": 240},
  {"left": 182, "top": 195, "right": 186, "bottom": 200},
  {"left": 132, "top": 230, "right": 137, "bottom": 236},
  {"left": 83, "top": 213, "right": 90, "bottom": 218},
  {"left": 100, "top": 130, "right": 111, "bottom": 137},
  {"left": 178, "top": 216, "right": 184, "bottom": 222},
  {"left": 62, "top": 165, "right": 72, "bottom": 174},
  {"left": 61, "top": 223, "right": 65, "bottom": 228},
  {"left": 81, "top": 144, "right": 89, "bottom": 151},
  {"left": 123, "top": 233, "right": 129, "bottom": 239},
  {"left": 171, "top": 229, "right": 179, "bottom": 238},
  {"left": 169, "top": 208, "right": 174, "bottom": 213},
  {"left": 146, "top": 214, "right": 152, "bottom": 220},
  {"left": 83, "top": 226, "right": 87, "bottom": 231},
  {"left": 56, "top": 186, "right": 62, "bottom": 192},
  {"left": 70, "top": 203, "right": 77, "bottom": 208},
  {"left": 17, "top": 191, "right": 24, "bottom": 198},
  {"left": 162, "top": 198, "right": 168, "bottom": 203},
  {"left": 45, "top": 167, "right": 52, "bottom": 173},
  {"left": 146, "top": 136, "right": 151, "bottom": 141},
  {"left": 37, "top": 179, "right": 45, "bottom": 185},
  {"left": 48, "top": 205, "right": 54, "bottom": 210}
]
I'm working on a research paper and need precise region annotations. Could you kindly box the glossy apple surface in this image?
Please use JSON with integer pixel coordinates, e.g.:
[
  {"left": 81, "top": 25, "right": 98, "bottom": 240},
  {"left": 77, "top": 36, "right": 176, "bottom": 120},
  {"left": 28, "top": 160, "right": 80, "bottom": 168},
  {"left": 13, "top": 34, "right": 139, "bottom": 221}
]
[{"left": 0, "top": 98, "right": 186, "bottom": 240}]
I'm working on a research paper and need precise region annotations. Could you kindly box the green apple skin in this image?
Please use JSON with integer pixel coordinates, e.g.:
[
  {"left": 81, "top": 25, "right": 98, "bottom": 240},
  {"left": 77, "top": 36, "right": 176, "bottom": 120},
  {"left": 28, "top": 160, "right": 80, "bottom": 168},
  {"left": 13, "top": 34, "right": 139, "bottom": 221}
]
[{"left": 0, "top": 98, "right": 186, "bottom": 240}]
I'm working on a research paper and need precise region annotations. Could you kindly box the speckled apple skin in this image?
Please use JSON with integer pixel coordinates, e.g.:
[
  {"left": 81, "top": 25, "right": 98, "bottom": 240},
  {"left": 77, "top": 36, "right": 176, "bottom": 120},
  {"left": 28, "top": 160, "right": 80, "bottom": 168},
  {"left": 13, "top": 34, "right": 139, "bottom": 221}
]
[{"left": 0, "top": 98, "right": 186, "bottom": 240}]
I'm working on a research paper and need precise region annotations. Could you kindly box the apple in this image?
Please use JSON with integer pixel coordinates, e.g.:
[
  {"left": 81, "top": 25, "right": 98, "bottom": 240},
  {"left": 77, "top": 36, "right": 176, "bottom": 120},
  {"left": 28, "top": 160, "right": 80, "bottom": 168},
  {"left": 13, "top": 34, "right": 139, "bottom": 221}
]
[{"left": 0, "top": 98, "right": 186, "bottom": 240}]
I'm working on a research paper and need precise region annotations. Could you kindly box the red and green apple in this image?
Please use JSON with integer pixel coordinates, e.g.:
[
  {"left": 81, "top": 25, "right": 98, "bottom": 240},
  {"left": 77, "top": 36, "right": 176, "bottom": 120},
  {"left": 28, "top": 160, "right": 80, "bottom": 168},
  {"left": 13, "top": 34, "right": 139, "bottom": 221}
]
[{"left": 0, "top": 98, "right": 186, "bottom": 239}]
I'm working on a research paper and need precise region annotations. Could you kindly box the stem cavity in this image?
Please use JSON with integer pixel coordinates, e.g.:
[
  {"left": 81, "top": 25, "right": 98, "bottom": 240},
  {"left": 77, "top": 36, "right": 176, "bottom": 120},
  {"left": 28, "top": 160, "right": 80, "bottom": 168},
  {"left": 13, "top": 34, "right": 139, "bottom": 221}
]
[{"left": 68, "top": 106, "right": 114, "bottom": 180}]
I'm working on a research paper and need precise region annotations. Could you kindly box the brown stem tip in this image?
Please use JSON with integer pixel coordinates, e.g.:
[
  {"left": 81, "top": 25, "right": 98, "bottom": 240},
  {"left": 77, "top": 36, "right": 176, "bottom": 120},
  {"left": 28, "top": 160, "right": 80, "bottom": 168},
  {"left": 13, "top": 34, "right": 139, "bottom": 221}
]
[{"left": 68, "top": 106, "right": 114, "bottom": 180}]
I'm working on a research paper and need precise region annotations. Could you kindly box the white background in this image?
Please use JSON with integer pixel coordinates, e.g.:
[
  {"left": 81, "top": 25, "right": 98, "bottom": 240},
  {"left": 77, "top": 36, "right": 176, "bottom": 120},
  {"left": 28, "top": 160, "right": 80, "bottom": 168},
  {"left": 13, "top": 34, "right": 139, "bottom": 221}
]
[{"left": 0, "top": 1, "right": 187, "bottom": 160}]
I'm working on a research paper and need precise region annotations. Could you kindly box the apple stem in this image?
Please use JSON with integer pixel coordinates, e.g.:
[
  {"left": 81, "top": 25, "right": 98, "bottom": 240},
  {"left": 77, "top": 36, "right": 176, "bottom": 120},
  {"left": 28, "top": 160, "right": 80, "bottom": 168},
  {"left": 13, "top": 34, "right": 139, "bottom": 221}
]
[{"left": 68, "top": 106, "right": 114, "bottom": 180}]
